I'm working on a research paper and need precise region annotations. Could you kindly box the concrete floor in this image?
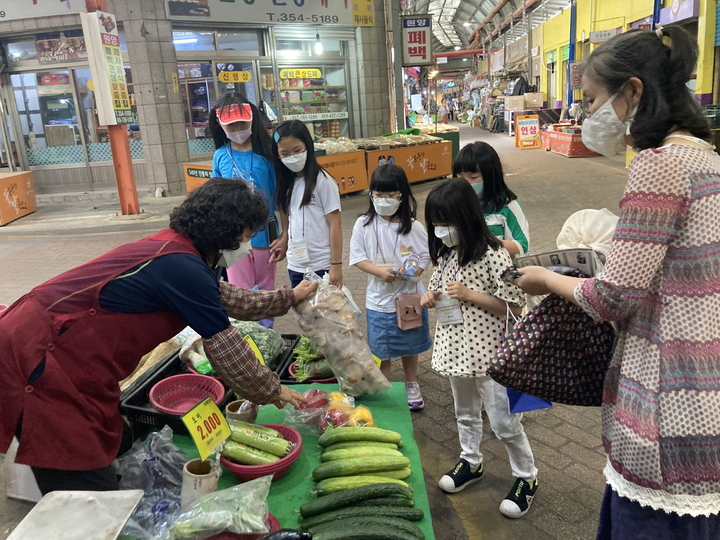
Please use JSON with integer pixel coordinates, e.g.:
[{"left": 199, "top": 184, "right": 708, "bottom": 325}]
[{"left": 0, "top": 123, "right": 630, "bottom": 539}]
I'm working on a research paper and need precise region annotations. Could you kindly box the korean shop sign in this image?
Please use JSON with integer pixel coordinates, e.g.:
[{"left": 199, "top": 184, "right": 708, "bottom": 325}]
[
  {"left": 402, "top": 15, "right": 433, "bottom": 66},
  {"left": 80, "top": 11, "right": 133, "bottom": 125},
  {"left": 165, "top": 0, "right": 375, "bottom": 26},
  {"left": 218, "top": 71, "right": 252, "bottom": 83},
  {"left": 279, "top": 69, "right": 323, "bottom": 79},
  {"left": 0, "top": 0, "right": 84, "bottom": 22}
]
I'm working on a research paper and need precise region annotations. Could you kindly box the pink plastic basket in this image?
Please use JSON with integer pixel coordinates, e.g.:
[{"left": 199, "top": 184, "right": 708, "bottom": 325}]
[
  {"left": 149, "top": 374, "right": 225, "bottom": 416},
  {"left": 206, "top": 514, "right": 281, "bottom": 540},
  {"left": 220, "top": 424, "right": 302, "bottom": 482},
  {"left": 288, "top": 360, "right": 337, "bottom": 384}
]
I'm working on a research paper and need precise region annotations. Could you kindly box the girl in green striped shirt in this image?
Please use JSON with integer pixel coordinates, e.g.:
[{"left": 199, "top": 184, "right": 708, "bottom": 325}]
[{"left": 453, "top": 142, "right": 529, "bottom": 257}]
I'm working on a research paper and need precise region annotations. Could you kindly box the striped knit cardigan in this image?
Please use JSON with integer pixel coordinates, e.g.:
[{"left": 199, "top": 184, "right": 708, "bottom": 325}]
[{"left": 575, "top": 144, "right": 720, "bottom": 517}]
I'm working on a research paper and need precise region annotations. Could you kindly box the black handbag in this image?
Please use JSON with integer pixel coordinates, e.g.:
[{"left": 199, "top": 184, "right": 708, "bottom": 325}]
[{"left": 488, "top": 289, "right": 616, "bottom": 407}]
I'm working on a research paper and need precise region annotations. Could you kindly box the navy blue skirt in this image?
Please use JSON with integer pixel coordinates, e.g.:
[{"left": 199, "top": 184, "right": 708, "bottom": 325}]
[{"left": 366, "top": 308, "right": 432, "bottom": 361}]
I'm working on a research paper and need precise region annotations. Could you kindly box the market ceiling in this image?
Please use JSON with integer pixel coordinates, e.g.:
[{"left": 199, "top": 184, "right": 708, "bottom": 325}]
[{"left": 404, "top": 0, "right": 572, "bottom": 52}]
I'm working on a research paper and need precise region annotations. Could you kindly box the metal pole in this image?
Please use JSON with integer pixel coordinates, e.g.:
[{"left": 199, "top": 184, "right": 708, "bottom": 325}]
[
  {"left": 527, "top": 11, "right": 532, "bottom": 82},
  {"left": 652, "top": 0, "right": 662, "bottom": 29},
  {"left": 567, "top": 0, "right": 577, "bottom": 108}
]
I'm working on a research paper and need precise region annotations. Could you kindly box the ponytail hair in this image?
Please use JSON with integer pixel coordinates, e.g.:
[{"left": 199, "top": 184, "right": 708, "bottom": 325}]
[{"left": 581, "top": 26, "right": 709, "bottom": 150}]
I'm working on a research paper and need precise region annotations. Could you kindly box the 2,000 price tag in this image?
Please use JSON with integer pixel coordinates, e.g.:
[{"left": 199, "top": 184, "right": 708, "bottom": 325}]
[{"left": 182, "top": 397, "right": 232, "bottom": 461}]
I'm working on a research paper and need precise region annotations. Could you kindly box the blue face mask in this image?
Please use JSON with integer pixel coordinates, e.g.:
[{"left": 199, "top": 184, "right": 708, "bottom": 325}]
[{"left": 471, "top": 181, "right": 484, "bottom": 199}]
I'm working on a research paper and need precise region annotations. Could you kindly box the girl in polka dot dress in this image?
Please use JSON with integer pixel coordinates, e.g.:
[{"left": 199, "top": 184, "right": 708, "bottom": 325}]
[{"left": 421, "top": 178, "right": 539, "bottom": 519}]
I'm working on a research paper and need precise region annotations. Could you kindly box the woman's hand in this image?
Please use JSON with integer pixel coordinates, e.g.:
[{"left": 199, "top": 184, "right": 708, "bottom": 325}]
[
  {"left": 274, "top": 385, "right": 307, "bottom": 409},
  {"left": 329, "top": 265, "right": 343, "bottom": 288},
  {"left": 513, "top": 266, "right": 553, "bottom": 296},
  {"left": 447, "top": 281, "right": 471, "bottom": 302},
  {"left": 269, "top": 234, "right": 288, "bottom": 264},
  {"left": 421, "top": 290, "right": 441, "bottom": 308},
  {"left": 292, "top": 280, "right": 318, "bottom": 304}
]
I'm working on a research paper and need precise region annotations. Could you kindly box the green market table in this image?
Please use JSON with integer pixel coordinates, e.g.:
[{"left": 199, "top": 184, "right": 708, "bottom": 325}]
[{"left": 174, "top": 382, "right": 436, "bottom": 539}]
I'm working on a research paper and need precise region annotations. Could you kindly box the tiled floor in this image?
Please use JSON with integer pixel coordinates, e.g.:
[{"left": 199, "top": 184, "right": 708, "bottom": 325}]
[{"left": 0, "top": 123, "right": 630, "bottom": 539}]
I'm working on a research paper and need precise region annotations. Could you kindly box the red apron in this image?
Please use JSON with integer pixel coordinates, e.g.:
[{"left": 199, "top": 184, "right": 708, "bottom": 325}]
[{"left": 0, "top": 229, "right": 202, "bottom": 470}]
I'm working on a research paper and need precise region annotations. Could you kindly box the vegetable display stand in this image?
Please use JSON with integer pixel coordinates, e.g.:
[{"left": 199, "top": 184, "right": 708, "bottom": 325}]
[
  {"left": 365, "top": 141, "right": 452, "bottom": 184},
  {"left": 173, "top": 382, "right": 436, "bottom": 540}
]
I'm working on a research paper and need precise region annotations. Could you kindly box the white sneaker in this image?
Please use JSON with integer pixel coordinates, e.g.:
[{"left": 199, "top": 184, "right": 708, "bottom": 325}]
[{"left": 405, "top": 381, "right": 424, "bottom": 410}]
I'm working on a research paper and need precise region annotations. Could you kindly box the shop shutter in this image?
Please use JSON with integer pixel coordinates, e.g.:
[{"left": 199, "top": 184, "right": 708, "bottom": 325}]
[{"left": 560, "top": 44, "right": 570, "bottom": 61}]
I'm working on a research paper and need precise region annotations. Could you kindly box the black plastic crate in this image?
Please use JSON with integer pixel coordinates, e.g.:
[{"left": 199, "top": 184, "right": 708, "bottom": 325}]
[
  {"left": 121, "top": 334, "right": 300, "bottom": 439},
  {"left": 120, "top": 347, "right": 181, "bottom": 401}
]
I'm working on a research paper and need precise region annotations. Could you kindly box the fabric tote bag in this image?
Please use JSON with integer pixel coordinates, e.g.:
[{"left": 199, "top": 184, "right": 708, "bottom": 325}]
[
  {"left": 502, "top": 304, "right": 552, "bottom": 414},
  {"left": 488, "top": 292, "right": 616, "bottom": 407}
]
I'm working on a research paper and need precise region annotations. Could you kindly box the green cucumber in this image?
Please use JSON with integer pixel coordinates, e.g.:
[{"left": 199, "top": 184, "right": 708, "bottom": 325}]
[
  {"left": 313, "top": 456, "right": 410, "bottom": 481},
  {"left": 308, "top": 517, "right": 424, "bottom": 539},
  {"left": 301, "top": 506, "right": 425, "bottom": 529},
  {"left": 318, "top": 426, "right": 403, "bottom": 448},
  {"left": 367, "top": 467, "right": 412, "bottom": 480},
  {"left": 354, "top": 497, "right": 416, "bottom": 508},
  {"left": 221, "top": 441, "right": 279, "bottom": 465},
  {"left": 226, "top": 419, "right": 280, "bottom": 438},
  {"left": 299, "top": 483, "right": 413, "bottom": 518},
  {"left": 229, "top": 427, "right": 292, "bottom": 457},
  {"left": 312, "top": 524, "right": 420, "bottom": 540},
  {"left": 315, "top": 475, "right": 410, "bottom": 496},
  {"left": 321, "top": 441, "right": 399, "bottom": 453},
  {"left": 321, "top": 446, "right": 404, "bottom": 462}
]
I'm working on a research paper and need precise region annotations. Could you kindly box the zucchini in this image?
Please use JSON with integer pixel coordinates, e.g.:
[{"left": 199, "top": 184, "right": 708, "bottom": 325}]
[
  {"left": 229, "top": 428, "right": 292, "bottom": 457},
  {"left": 301, "top": 506, "right": 425, "bottom": 529},
  {"left": 221, "top": 441, "right": 279, "bottom": 465},
  {"left": 299, "top": 483, "right": 413, "bottom": 518},
  {"left": 321, "top": 446, "right": 404, "bottom": 462},
  {"left": 227, "top": 419, "right": 280, "bottom": 438},
  {"left": 368, "top": 467, "right": 412, "bottom": 480},
  {"left": 318, "top": 426, "right": 403, "bottom": 448},
  {"left": 308, "top": 517, "right": 424, "bottom": 539},
  {"left": 321, "top": 441, "right": 399, "bottom": 453},
  {"left": 313, "top": 456, "right": 410, "bottom": 482},
  {"left": 315, "top": 476, "right": 410, "bottom": 496},
  {"left": 354, "top": 497, "right": 416, "bottom": 508}
]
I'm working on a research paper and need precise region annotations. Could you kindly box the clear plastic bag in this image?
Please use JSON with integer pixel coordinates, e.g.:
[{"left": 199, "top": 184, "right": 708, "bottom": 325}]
[
  {"left": 159, "top": 475, "right": 273, "bottom": 540},
  {"left": 294, "top": 271, "right": 390, "bottom": 397},
  {"left": 230, "top": 319, "right": 285, "bottom": 370},
  {"left": 115, "top": 426, "right": 189, "bottom": 540}
]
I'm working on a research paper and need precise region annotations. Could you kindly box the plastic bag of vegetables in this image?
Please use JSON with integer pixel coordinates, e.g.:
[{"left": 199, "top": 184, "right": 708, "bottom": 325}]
[
  {"left": 293, "top": 336, "right": 335, "bottom": 382},
  {"left": 230, "top": 319, "right": 285, "bottom": 370},
  {"left": 295, "top": 272, "right": 390, "bottom": 397},
  {"left": 159, "top": 475, "right": 273, "bottom": 540}
]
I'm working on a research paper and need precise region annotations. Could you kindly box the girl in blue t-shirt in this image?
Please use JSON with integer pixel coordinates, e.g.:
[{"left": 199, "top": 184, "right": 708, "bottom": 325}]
[{"left": 209, "top": 93, "right": 283, "bottom": 327}]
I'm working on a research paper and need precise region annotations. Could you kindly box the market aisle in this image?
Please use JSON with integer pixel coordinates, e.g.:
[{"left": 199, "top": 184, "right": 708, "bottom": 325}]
[{"left": 0, "top": 130, "right": 629, "bottom": 540}]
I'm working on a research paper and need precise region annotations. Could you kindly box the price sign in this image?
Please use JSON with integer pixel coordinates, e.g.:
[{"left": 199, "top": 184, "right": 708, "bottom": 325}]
[
  {"left": 182, "top": 397, "right": 232, "bottom": 461},
  {"left": 218, "top": 71, "right": 252, "bottom": 83}
]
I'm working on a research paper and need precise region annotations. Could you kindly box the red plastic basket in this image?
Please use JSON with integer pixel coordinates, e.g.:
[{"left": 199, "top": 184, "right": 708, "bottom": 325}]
[
  {"left": 220, "top": 424, "right": 302, "bottom": 482},
  {"left": 206, "top": 514, "right": 281, "bottom": 540},
  {"left": 288, "top": 361, "right": 337, "bottom": 384},
  {"left": 149, "top": 374, "right": 226, "bottom": 415}
]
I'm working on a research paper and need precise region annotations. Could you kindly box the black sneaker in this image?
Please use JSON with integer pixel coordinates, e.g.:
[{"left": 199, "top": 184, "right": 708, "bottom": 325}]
[
  {"left": 438, "top": 459, "right": 484, "bottom": 493},
  {"left": 499, "top": 477, "right": 539, "bottom": 518}
]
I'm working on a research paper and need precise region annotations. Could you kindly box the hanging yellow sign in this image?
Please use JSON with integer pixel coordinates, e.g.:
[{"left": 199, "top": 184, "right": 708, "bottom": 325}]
[
  {"left": 279, "top": 68, "right": 322, "bottom": 79},
  {"left": 352, "top": 0, "right": 375, "bottom": 26},
  {"left": 218, "top": 71, "right": 252, "bottom": 83}
]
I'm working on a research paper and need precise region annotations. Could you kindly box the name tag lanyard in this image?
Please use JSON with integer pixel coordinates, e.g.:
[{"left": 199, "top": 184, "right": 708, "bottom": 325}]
[
  {"left": 374, "top": 216, "right": 400, "bottom": 266},
  {"left": 225, "top": 144, "right": 255, "bottom": 188},
  {"left": 434, "top": 251, "right": 461, "bottom": 291},
  {"left": 289, "top": 205, "right": 311, "bottom": 265}
]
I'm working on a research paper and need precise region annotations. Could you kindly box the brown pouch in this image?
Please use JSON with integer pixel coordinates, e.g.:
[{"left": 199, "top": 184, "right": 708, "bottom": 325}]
[{"left": 395, "top": 294, "right": 422, "bottom": 330}]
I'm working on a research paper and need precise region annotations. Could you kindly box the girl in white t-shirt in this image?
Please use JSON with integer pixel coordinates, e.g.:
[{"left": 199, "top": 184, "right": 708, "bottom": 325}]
[
  {"left": 272, "top": 120, "right": 343, "bottom": 287},
  {"left": 349, "top": 164, "right": 432, "bottom": 410},
  {"left": 420, "top": 178, "right": 537, "bottom": 518}
]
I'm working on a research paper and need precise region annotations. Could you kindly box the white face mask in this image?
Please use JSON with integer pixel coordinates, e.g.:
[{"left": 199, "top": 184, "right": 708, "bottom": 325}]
[
  {"left": 434, "top": 225, "right": 459, "bottom": 247},
  {"left": 225, "top": 128, "right": 252, "bottom": 145},
  {"left": 582, "top": 94, "right": 637, "bottom": 157},
  {"left": 373, "top": 197, "right": 402, "bottom": 216},
  {"left": 218, "top": 241, "right": 251, "bottom": 268},
  {"left": 281, "top": 151, "right": 307, "bottom": 173}
]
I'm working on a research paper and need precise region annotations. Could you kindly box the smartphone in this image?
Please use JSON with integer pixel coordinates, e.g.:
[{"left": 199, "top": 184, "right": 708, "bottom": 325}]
[
  {"left": 267, "top": 217, "right": 278, "bottom": 243},
  {"left": 500, "top": 266, "right": 522, "bottom": 283}
]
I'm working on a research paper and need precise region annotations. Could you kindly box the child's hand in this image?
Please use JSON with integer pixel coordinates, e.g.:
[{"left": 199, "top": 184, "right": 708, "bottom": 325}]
[
  {"left": 447, "top": 281, "right": 472, "bottom": 302},
  {"left": 376, "top": 267, "right": 397, "bottom": 283},
  {"left": 421, "top": 290, "right": 441, "bottom": 308},
  {"left": 329, "top": 265, "right": 343, "bottom": 288}
]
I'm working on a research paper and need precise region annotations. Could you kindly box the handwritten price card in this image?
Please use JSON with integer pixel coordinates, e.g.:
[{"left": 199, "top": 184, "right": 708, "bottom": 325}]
[{"left": 182, "top": 397, "right": 231, "bottom": 461}]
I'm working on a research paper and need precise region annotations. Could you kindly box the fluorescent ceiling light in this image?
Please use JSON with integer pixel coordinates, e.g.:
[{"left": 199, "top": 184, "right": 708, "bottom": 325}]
[
  {"left": 173, "top": 38, "right": 197, "bottom": 44},
  {"left": 463, "top": 22, "right": 472, "bottom": 27},
  {"left": 454, "top": 46, "right": 461, "bottom": 50}
]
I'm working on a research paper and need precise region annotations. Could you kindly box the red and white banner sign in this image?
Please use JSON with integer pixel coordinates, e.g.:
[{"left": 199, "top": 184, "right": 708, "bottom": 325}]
[{"left": 402, "top": 15, "right": 433, "bottom": 66}]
